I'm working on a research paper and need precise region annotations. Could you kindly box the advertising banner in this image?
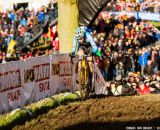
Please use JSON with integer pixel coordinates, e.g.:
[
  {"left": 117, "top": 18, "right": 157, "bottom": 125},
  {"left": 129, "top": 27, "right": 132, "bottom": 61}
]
[
  {"left": 92, "top": 64, "right": 108, "bottom": 95},
  {"left": 51, "top": 54, "right": 73, "bottom": 94},
  {"left": 0, "top": 53, "right": 109, "bottom": 114},
  {"left": 21, "top": 55, "right": 51, "bottom": 104},
  {"left": 0, "top": 61, "right": 22, "bottom": 113}
]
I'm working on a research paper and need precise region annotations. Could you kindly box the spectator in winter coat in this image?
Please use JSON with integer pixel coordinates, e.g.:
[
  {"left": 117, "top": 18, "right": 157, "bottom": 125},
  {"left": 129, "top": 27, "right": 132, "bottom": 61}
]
[
  {"left": 144, "top": 59, "right": 156, "bottom": 76},
  {"left": 116, "top": 51, "right": 125, "bottom": 77},
  {"left": 38, "top": 10, "right": 45, "bottom": 23},
  {"left": 138, "top": 81, "right": 150, "bottom": 94},
  {"left": 9, "top": 12, "right": 15, "bottom": 21},
  {"left": 21, "top": 18, "right": 27, "bottom": 27},
  {"left": 138, "top": 49, "right": 150, "bottom": 75},
  {"left": 124, "top": 49, "right": 135, "bottom": 76}
]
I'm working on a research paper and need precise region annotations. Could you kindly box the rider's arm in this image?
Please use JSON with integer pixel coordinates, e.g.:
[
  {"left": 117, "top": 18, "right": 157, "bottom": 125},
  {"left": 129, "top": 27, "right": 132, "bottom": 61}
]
[
  {"left": 72, "top": 36, "right": 78, "bottom": 54},
  {"left": 85, "top": 32, "right": 98, "bottom": 54}
]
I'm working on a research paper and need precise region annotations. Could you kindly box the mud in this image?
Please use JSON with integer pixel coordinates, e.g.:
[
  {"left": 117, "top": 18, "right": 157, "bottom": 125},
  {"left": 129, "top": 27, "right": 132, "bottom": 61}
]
[{"left": 13, "top": 94, "right": 160, "bottom": 130}]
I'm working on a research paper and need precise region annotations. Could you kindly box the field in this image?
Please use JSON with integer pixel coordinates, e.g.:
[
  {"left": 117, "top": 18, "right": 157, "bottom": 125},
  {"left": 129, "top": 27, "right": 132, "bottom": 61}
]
[
  {"left": 152, "top": 21, "right": 160, "bottom": 30},
  {"left": 12, "top": 94, "right": 160, "bottom": 130}
]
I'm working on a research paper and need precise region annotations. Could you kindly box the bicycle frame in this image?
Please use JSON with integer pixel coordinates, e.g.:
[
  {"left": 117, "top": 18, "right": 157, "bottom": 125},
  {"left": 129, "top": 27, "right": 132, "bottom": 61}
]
[
  {"left": 81, "top": 57, "right": 88, "bottom": 84},
  {"left": 71, "top": 54, "right": 92, "bottom": 100}
]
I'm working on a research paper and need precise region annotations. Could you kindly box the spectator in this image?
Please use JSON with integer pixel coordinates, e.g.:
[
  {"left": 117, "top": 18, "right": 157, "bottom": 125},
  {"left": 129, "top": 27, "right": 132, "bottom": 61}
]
[
  {"left": 125, "top": 49, "right": 135, "bottom": 75},
  {"left": 138, "top": 49, "right": 150, "bottom": 75},
  {"left": 138, "top": 81, "right": 150, "bottom": 94},
  {"left": 38, "top": 9, "right": 45, "bottom": 23},
  {"left": 0, "top": 0, "right": 58, "bottom": 63},
  {"left": 92, "top": 12, "right": 160, "bottom": 82},
  {"left": 21, "top": 18, "right": 27, "bottom": 27},
  {"left": 106, "top": 0, "right": 160, "bottom": 13},
  {"left": 144, "top": 59, "right": 156, "bottom": 75}
]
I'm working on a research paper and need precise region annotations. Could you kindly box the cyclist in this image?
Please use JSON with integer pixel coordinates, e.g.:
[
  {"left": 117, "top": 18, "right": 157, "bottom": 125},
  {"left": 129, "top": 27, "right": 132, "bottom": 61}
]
[{"left": 71, "top": 26, "right": 98, "bottom": 73}]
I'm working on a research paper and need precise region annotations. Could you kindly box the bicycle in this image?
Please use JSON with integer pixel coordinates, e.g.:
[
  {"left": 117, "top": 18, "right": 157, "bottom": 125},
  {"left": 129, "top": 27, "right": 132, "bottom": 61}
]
[{"left": 70, "top": 53, "right": 93, "bottom": 100}]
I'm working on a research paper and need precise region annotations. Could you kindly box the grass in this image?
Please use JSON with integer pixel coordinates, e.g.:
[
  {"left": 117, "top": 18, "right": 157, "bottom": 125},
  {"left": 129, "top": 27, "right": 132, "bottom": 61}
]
[
  {"left": 151, "top": 21, "right": 160, "bottom": 30},
  {"left": 0, "top": 92, "right": 80, "bottom": 130}
]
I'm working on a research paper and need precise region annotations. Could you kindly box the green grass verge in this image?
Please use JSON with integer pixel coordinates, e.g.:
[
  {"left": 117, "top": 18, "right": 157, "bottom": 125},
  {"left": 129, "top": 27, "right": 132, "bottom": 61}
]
[
  {"left": 151, "top": 21, "right": 160, "bottom": 30},
  {"left": 0, "top": 92, "right": 80, "bottom": 130}
]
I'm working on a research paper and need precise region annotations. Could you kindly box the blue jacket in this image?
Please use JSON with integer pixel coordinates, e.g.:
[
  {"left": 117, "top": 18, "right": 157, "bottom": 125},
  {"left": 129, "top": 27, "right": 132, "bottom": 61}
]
[
  {"left": 72, "top": 26, "right": 98, "bottom": 54},
  {"left": 9, "top": 13, "right": 15, "bottom": 21},
  {"left": 21, "top": 19, "right": 27, "bottom": 27},
  {"left": 38, "top": 12, "right": 45, "bottom": 23},
  {"left": 138, "top": 52, "right": 150, "bottom": 67}
]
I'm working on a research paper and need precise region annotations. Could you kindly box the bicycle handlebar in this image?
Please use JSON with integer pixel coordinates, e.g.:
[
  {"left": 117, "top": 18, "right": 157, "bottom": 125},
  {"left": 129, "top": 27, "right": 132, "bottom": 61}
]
[
  {"left": 69, "top": 52, "right": 94, "bottom": 58},
  {"left": 69, "top": 53, "right": 93, "bottom": 64}
]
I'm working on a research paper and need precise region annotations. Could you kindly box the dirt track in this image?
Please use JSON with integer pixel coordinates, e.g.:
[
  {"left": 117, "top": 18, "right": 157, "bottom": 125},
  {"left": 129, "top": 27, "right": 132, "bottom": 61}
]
[{"left": 13, "top": 94, "right": 160, "bottom": 130}]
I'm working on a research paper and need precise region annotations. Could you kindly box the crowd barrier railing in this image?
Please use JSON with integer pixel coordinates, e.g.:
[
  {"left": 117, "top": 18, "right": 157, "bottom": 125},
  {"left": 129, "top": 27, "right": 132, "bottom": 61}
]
[{"left": 0, "top": 53, "right": 106, "bottom": 114}]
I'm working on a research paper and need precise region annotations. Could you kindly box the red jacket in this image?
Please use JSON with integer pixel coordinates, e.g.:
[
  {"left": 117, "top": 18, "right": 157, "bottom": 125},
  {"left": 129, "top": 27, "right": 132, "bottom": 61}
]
[
  {"left": 53, "top": 38, "right": 59, "bottom": 51},
  {"left": 138, "top": 85, "right": 150, "bottom": 95}
]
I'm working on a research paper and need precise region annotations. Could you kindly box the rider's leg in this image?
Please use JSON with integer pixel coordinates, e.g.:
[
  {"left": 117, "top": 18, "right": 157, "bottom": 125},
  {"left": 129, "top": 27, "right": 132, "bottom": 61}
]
[
  {"left": 87, "top": 57, "right": 93, "bottom": 73},
  {"left": 76, "top": 48, "right": 84, "bottom": 86},
  {"left": 87, "top": 56, "right": 93, "bottom": 91},
  {"left": 78, "top": 48, "right": 84, "bottom": 72}
]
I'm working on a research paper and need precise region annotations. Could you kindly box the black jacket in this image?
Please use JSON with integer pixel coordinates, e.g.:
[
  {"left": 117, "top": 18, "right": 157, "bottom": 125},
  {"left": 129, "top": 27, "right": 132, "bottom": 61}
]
[{"left": 144, "top": 63, "right": 156, "bottom": 75}]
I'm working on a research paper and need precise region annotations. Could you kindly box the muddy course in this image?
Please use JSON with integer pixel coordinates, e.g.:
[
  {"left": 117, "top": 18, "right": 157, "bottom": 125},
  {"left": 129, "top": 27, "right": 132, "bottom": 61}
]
[{"left": 13, "top": 94, "right": 160, "bottom": 130}]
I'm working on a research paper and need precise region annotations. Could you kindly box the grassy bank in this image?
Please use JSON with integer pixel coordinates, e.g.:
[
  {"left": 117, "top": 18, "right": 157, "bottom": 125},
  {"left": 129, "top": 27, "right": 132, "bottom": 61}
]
[
  {"left": 0, "top": 92, "right": 80, "bottom": 130},
  {"left": 151, "top": 21, "right": 160, "bottom": 30}
]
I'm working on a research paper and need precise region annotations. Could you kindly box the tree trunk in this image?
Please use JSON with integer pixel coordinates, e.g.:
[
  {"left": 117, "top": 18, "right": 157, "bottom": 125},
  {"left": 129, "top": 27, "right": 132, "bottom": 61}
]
[{"left": 58, "top": 0, "right": 78, "bottom": 53}]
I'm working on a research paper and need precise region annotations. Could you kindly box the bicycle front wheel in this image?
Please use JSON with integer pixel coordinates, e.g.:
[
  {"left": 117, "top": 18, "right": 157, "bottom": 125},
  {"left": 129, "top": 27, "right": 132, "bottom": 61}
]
[{"left": 79, "top": 67, "right": 89, "bottom": 100}]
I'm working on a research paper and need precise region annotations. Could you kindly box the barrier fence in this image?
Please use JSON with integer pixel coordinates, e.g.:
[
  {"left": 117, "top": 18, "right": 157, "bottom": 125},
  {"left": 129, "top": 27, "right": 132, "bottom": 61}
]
[
  {"left": 1, "top": 39, "right": 160, "bottom": 114},
  {"left": 0, "top": 53, "right": 106, "bottom": 114},
  {"left": 108, "top": 11, "right": 160, "bottom": 21}
]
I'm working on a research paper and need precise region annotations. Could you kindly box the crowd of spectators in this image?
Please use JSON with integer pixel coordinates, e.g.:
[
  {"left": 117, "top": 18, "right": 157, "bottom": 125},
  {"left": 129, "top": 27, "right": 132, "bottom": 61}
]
[
  {"left": 0, "top": 0, "right": 159, "bottom": 96},
  {"left": 106, "top": 0, "right": 160, "bottom": 13},
  {"left": 93, "top": 12, "right": 160, "bottom": 95},
  {"left": 141, "top": 0, "right": 160, "bottom": 13},
  {"left": 106, "top": 69, "right": 160, "bottom": 96},
  {"left": 0, "top": 0, "right": 59, "bottom": 64}
]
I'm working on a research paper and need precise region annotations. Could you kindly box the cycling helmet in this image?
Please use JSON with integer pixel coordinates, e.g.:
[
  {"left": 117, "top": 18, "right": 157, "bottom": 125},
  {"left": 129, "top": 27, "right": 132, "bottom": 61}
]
[{"left": 74, "top": 27, "right": 85, "bottom": 40}]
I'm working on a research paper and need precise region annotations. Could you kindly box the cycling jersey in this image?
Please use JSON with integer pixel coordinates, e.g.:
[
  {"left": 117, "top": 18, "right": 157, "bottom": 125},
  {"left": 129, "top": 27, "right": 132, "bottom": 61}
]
[{"left": 72, "top": 26, "right": 98, "bottom": 54}]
